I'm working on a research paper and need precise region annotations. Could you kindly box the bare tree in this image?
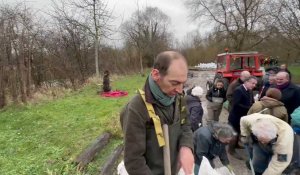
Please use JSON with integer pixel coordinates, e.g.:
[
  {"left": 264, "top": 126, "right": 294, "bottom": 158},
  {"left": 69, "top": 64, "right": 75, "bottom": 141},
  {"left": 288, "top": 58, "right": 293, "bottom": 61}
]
[
  {"left": 276, "top": 0, "right": 300, "bottom": 51},
  {"left": 51, "top": 0, "right": 113, "bottom": 77},
  {"left": 185, "top": 0, "right": 275, "bottom": 51},
  {"left": 0, "top": 3, "right": 39, "bottom": 104},
  {"left": 180, "top": 30, "right": 225, "bottom": 64},
  {"left": 121, "top": 6, "right": 172, "bottom": 74}
]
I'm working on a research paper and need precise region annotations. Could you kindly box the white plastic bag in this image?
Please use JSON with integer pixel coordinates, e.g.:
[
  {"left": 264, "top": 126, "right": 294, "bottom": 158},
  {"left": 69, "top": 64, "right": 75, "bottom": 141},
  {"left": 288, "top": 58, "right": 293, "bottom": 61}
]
[
  {"left": 118, "top": 157, "right": 235, "bottom": 175},
  {"left": 117, "top": 161, "right": 128, "bottom": 175},
  {"left": 198, "top": 156, "right": 235, "bottom": 175}
]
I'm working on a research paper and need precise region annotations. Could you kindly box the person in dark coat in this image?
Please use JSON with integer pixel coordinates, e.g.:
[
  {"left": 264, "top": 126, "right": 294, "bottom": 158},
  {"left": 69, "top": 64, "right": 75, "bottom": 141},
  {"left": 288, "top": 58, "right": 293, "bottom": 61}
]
[
  {"left": 186, "top": 86, "right": 204, "bottom": 132},
  {"left": 193, "top": 122, "right": 235, "bottom": 174},
  {"left": 259, "top": 67, "right": 280, "bottom": 100},
  {"left": 206, "top": 80, "right": 226, "bottom": 124},
  {"left": 120, "top": 51, "right": 194, "bottom": 175},
  {"left": 228, "top": 76, "right": 257, "bottom": 159},
  {"left": 276, "top": 71, "right": 300, "bottom": 124},
  {"left": 226, "top": 71, "right": 250, "bottom": 111},
  {"left": 102, "top": 70, "right": 111, "bottom": 92}
]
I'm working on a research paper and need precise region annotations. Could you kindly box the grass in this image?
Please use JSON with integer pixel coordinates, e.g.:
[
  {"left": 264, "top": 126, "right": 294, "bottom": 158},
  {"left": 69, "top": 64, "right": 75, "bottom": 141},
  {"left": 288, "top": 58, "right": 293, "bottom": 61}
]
[
  {"left": 0, "top": 73, "right": 146, "bottom": 175},
  {"left": 289, "top": 65, "right": 300, "bottom": 84}
]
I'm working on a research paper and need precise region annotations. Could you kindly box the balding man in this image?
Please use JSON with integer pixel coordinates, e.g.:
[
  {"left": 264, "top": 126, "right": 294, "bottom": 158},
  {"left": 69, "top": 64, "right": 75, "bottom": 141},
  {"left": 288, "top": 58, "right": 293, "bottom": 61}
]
[
  {"left": 226, "top": 71, "right": 251, "bottom": 111},
  {"left": 276, "top": 71, "right": 300, "bottom": 123},
  {"left": 120, "top": 51, "right": 194, "bottom": 175}
]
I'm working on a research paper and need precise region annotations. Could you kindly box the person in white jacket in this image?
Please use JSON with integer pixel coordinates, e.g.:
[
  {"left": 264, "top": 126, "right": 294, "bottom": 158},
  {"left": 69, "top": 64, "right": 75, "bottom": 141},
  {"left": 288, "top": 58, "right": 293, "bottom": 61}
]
[{"left": 240, "top": 113, "right": 294, "bottom": 175}]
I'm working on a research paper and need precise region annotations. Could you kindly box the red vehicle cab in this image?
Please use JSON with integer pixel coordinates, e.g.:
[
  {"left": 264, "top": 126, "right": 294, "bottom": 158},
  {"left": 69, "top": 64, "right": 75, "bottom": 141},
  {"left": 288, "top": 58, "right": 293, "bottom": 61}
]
[{"left": 212, "top": 51, "right": 264, "bottom": 89}]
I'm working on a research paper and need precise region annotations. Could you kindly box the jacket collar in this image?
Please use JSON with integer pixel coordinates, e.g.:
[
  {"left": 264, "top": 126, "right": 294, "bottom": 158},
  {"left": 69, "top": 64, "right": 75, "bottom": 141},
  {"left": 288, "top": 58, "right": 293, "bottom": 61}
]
[{"left": 144, "top": 77, "right": 179, "bottom": 107}]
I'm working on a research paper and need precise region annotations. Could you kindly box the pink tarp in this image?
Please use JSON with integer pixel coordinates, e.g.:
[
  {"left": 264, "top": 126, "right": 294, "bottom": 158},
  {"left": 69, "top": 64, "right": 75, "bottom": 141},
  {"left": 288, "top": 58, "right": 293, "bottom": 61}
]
[{"left": 100, "top": 90, "right": 128, "bottom": 98}]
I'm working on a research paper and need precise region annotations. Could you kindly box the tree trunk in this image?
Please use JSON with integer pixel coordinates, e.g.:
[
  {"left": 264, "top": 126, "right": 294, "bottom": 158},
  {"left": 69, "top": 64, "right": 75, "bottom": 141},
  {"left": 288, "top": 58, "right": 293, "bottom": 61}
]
[
  {"left": 10, "top": 66, "right": 18, "bottom": 103},
  {"left": 95, "top": 36, "right": 100, "bottom": 77},
  {"left": 25, "top": 54, "right": 32, "bottom": 98},
  {"left": 139, "top": 50, "right": 144, "bottom": 76},
  {"left": 18, "top": 59, "right": 27, "bottom": 103},
  {"left": 15, "top": 46, "right": 27, "bottom": 103},
  {"left": 93, "top": 0, "right": 100, "bottom": 77},
  {"left": 0, "top": 65, "right": 6, "bottom": 108}
]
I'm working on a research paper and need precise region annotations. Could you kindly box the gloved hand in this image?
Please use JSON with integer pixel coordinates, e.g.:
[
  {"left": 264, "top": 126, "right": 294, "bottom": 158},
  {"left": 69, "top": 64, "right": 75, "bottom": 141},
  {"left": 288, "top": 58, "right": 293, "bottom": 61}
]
[
  {"left": 226, "top": 164, "right": 234, "bottom": 173},
  {"left": 240, "top": 136, "right": 249, "bottom": 145}
]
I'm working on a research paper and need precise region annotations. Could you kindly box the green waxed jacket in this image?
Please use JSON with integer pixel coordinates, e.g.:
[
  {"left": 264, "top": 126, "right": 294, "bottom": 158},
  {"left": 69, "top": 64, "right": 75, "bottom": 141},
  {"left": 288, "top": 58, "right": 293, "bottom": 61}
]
[{"left": 120, "top": 80, "right": 193, "bottom": 175}]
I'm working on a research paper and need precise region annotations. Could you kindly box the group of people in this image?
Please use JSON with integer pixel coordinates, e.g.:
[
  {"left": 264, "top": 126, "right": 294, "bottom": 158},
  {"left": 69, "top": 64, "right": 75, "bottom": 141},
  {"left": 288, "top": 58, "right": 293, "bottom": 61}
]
[
  {"left": 119, "top": 51, "right": 300, "bottom": 175},
  {"left": 225, "top": 67, "right": 300, "bottom": 175}
]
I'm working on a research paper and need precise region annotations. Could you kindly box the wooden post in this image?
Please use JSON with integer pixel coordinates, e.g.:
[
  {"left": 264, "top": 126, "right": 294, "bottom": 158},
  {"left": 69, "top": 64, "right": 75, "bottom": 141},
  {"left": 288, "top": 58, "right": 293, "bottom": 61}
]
[{"left": 163, "top": 124, "right": 171, "bottom": 175}]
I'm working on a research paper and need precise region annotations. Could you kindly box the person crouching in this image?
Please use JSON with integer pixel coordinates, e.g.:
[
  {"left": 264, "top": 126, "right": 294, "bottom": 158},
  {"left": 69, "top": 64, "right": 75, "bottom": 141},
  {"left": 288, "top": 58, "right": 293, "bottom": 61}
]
[
  {"left": 193, "top": 122, "right": 235, "bottom": 174},
  {"left": 240, "top": 113, "right": 294, "bottom": 175}
]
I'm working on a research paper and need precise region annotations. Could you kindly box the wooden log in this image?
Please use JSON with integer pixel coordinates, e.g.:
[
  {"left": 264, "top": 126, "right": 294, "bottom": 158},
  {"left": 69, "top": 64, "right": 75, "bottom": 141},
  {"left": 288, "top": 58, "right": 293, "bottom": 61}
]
[
  {"left": 99, "top": 144, "right": 124, "bottom": 175},
  {"left": 74, "top": 132, "right": 111, "bottom": 171}
]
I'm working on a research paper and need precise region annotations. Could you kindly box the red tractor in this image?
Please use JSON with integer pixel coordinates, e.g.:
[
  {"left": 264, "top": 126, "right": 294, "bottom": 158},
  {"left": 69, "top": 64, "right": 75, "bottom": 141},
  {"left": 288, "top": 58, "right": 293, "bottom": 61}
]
[{"left": 207, "top": 51, "right": 264, "bottom": 90}]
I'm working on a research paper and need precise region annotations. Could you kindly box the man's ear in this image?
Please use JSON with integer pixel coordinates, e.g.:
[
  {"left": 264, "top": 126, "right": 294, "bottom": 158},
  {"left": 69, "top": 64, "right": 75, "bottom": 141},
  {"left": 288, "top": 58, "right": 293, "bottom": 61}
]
[{"left": 151, "top": 69, "right": 160, "bottom": 81}]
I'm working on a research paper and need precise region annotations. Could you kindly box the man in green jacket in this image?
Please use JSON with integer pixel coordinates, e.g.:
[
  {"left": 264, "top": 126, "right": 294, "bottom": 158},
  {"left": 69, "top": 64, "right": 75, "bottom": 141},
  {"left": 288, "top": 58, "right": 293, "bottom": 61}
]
[{"left": 120, "top": 51, "right": 194, "bottom": 175}]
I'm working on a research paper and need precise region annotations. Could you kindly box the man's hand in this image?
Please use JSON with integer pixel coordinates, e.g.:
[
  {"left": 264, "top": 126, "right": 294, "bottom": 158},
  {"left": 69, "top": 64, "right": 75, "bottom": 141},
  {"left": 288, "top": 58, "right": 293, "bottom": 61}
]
[{"left": 179, "top": 146, "right": 194, "bottom": 175}]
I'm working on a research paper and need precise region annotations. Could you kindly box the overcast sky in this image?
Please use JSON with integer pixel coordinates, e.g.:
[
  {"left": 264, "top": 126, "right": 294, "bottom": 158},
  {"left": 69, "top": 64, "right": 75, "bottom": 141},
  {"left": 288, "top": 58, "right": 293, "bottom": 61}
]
[
  {"left": 6, "top": 0, "right": 208, "bottom": 46},
  {"left": 107, "top": 0, "right": 200, "bottom": 41}
]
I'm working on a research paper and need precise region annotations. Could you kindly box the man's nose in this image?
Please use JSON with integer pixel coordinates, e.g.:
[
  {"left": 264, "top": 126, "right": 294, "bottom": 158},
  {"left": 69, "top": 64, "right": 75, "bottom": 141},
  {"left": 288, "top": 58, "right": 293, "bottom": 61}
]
[{"left": 175, "top": 84, "right": 183, "bottom": 93}]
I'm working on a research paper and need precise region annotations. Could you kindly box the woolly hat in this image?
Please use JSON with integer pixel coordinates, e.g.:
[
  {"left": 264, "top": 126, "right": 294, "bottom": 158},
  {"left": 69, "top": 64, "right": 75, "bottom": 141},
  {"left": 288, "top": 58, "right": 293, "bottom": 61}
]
[{"left": 191, "top": 86, "right": 203, "bottom": 97}]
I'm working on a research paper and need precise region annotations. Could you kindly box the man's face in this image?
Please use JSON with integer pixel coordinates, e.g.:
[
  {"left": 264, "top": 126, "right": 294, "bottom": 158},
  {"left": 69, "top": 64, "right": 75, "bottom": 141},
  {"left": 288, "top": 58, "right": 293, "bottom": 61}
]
[
  {"left": 268, "top": 74, "right": 276, "bottom": 84},
  {"left": 152, "top": 58, "right": 188, "bottom": 97},
  {"left": 244, "top": 78, "right": 257, "bottom": 90},
  {"left": 219, "top": 137, "right": 232, "bottom": 144},
  {"left": 276, "top": 73, "right": 289, "bottom": 85},
  {"left": 216, "top": 82, "right": 224, "bottom": 89},
  {"left": 280, "top": 64, "right": 287, "bottom": 70}
]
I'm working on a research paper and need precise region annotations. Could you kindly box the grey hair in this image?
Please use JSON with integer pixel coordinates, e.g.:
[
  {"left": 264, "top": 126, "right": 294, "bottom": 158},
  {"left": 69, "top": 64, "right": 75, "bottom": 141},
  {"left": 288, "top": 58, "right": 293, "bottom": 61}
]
[
  {"left": 212, "top": 123, "right": 236, "bottom": 138},
  {"left": 251, "top": 119, "right": 277, "bottom": 140}
]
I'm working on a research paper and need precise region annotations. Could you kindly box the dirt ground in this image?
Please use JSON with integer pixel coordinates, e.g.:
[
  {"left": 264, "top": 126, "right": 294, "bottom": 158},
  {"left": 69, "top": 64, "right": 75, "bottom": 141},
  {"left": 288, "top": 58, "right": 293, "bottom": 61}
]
[{"left": 186, "top": 70, "right": 252, "bottom": 175}]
